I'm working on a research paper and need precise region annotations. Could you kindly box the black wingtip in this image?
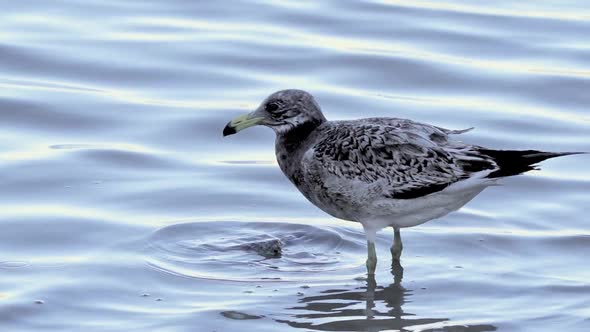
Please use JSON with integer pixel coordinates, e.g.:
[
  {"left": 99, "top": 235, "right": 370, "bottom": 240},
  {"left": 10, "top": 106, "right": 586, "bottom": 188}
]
[
  {"left": 479, "top": 149, "right": 586, "bottom": 178},
  {"left": 223, "top": 123, "right": 236, "bottom": 137}
]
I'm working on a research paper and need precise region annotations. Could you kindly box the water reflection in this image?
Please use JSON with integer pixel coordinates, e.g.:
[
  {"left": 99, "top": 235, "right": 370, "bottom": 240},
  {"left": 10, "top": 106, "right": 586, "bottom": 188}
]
[{"left": 281, "top": 261, "right": 497, "bottom": 332}]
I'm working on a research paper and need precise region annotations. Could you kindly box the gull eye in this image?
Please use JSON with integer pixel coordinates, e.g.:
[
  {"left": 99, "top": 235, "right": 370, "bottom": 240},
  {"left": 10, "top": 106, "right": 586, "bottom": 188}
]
[{"left": 265, "top": 103, "right": 279, "bottom": 113}]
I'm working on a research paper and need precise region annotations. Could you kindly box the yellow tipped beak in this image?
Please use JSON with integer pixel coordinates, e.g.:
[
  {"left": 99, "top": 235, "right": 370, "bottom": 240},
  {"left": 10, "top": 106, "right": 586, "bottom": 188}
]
[{"left": 223, "top": 113, "right": 264, "bottom": 136}]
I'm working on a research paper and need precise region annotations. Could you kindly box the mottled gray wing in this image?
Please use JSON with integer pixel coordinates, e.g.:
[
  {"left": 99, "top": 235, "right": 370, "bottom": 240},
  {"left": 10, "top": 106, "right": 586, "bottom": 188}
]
[{"left": 308, "top": 118, "right": 493, "bottom": 199}]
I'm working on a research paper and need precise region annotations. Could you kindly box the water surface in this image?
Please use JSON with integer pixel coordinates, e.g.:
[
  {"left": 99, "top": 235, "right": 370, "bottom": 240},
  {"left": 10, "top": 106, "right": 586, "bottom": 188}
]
[{"left": 1, "top": 1, "right": 589, "bottom": 331}]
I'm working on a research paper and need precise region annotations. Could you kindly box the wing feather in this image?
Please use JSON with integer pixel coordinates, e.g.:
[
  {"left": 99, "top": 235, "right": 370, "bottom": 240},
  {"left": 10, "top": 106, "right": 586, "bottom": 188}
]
[{"left": 307, "top": 118, "right": 494, "bottom": 199}]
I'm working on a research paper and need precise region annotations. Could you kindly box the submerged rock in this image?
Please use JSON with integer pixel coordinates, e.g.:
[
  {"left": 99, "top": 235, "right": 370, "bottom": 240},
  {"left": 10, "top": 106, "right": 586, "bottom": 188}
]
[
  {"left": 238, "top": 238, "right": 283, "bottom": 258},
  {"left": 221, "top": 310, "right": 264, "bottom": 320}
]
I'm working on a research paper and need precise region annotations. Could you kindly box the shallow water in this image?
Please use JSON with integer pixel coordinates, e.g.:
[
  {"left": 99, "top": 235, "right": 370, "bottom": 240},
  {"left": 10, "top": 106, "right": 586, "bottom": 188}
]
[{"left": 1, "top": 1, "right": 590, "bottom": 331}]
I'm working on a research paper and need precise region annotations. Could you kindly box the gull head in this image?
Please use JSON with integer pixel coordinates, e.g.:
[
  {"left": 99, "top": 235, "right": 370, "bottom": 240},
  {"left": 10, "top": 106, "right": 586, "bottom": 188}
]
[{"left": 223, "top": 89, "right": 326, "bottom": 137}]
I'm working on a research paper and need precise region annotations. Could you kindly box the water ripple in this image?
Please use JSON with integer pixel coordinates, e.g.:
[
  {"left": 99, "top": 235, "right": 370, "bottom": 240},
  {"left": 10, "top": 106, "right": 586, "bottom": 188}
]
[{"left": 145, "top": 221, "right": 367, "bottom": 282}]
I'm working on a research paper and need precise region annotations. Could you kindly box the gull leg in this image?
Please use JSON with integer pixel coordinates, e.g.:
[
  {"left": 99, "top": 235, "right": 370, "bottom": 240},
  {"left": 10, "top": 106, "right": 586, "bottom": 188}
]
[
  {"left": 365, "top": 274, "right": 377, "bottom": 319},
  {"left": 366, "top": 241, "right": 377, "bottom": 275},
  {"left": 390, "top": 227, "right": 403, "bottom": 261},
  {"left": 391, "top": 258, "right": 404, "bottom": 286}
]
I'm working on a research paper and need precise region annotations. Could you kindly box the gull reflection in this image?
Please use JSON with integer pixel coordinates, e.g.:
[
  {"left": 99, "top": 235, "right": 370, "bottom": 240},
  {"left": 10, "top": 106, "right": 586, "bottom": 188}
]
[{"left": 280, "top": 261, "right": 497, "bottom": 332}]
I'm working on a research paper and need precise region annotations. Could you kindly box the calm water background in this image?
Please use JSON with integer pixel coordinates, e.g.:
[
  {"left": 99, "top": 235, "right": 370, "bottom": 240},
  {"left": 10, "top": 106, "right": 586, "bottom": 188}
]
[{"left": 1, "top": 1, "right": 589, "bottom": 331}]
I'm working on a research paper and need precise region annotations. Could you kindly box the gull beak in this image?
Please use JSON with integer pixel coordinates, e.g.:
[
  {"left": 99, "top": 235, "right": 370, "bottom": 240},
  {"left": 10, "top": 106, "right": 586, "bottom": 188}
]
[{"left": 223, "top": 112, "right": 264, "bottom": 137}]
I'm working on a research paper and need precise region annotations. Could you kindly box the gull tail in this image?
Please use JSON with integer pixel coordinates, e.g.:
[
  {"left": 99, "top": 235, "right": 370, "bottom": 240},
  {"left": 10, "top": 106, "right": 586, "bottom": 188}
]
[{"left": 477, "top": 149, "right": 586, "bottom": 178}]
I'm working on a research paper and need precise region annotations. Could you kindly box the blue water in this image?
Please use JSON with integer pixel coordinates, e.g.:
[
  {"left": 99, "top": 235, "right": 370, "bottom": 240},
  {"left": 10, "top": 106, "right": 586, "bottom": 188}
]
[{"left": 1, "top": 1, "right": 589, "bottom": 331}]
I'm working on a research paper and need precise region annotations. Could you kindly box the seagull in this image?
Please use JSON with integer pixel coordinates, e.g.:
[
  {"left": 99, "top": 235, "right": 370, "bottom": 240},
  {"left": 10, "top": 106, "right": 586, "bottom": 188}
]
[{"left": 223, "top": 89, "right": 582, "bottom": 275}]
